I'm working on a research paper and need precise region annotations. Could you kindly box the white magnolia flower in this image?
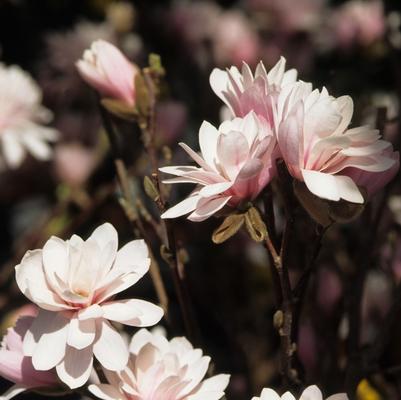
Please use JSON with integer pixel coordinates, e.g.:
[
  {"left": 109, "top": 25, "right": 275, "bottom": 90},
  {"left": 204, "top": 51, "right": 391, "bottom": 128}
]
[
  {"left": 252, "top": 385, "right": 348, "bottom": 400},
  {"left": 0, "top": 63, "right": 59, "bottom": 168},
  {"left": 15, "top": 223, "right": 163, "bottom": 389},
  {"left": 89, "top": 328, "right": 230, "bottom": 400}
]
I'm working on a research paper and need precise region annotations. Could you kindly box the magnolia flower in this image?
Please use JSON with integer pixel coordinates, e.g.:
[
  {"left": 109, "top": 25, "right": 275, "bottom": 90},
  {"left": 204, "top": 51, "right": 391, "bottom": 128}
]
[
  {"left": 0, "top": 317, "right": 58, "bottom": 400},
  {"left": 252, "top": 385, "right": 348, "bottom": 400},
  {"left": 276, "top": 81, "right": 399, "bottom": 203},
  {"left": 76, "top": 40, "right": 138, "bottom": 106},
  {"left": 0, "top": 63, "right": 58, "bottom": 168},
  {"left": 15, "top": 223, "right": 163, "bottom": 389},
  {"left": 160, "top": 111, "right": 276, "bottom": 221},
  {"left": 88, "top": 328, "right": 230, "bottom": 400},
  {"left": 209, "top": 57, "right": 297, "bottom": 126}
]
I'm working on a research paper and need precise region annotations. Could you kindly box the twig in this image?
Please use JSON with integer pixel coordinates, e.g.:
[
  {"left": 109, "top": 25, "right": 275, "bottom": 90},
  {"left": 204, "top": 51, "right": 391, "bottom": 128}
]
[{"left": 97, "top": 102, "right": 170, "bottom": 317}]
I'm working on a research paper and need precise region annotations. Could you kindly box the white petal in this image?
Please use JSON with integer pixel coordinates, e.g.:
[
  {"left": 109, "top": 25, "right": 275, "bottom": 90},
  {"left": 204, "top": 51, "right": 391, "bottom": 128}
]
[
  {"left": 67, "top": 314, "right": 96, "bottom": 350},
  {"left": 15, "top": 250, "right": 68, "bottom": 311},
  {"left": 1, "top": 134, "right": 25, "bottom": 168},
  {"left": 88, "top": 384, "right": 124, "bottom": 400},
  {"left": 161, "top": 194, "right": 200, "bottom": 219},
  {"left": 188, "top": 196, "right": 231, "bottom": 222},
  {"left": 301, "top": 169, "right": 364, "bottom": 204},
  {"left": 199, "top": 182, "right": 233, "bottom": 198},
  {"left": 326, "top": 395, "right": 349, "bottom": 400},
  {"left": 93, "top": 320, "right": 129, "bottom": 371},
  {"left": 21, "top": 133, "right": 52, "bottom": 160},
  {"left": 56, "top": 345, "right": 93, "bottom": 389},
  {"left": 31, "top": 312, "right": 69, "bottom": 370},
  {"left": 78, "top": 304, "right": 104, "bottom": 320},
  {"left": 300, "top": 385, "right": 323, "bottom": 400},
  {"left": 199, "top": 121, "right": 219, "bottom": 167},
  {"left": 102, "top": 299, "right": 163, "bottom": 326}
]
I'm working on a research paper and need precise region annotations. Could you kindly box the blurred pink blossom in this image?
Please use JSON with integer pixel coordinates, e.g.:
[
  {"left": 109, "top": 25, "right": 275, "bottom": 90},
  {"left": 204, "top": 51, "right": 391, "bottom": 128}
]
[
  {"left": 0, "top": 64, "right": 59, "bottom": 169},
  {"left": 276, "top": 81, "right": 399, "bottom": 202},
  {"left": 156, "top": 101, "right": 188, "bottom": 144},
  {"left": 76, "top": 40, "right": 138, "bottom": 106},
  {"left": 15, "top": 223, "right": 163, "bottom": 389},
  {"left": 54, "top": 143, "right": 97, "bottom": 187},
  {"left": 332, "top": 0, "right": 385, "bottom": 48},
  {"left": 247, "top": 0, "right": 324, "bottom": 33},
  {"left": 212, "top": 11, "right": 260, "bottom": 66},
  {"left": 0, "top": 317, "right": 58, "bottom": 400},
  {"left": 89, "top": 328, "right": 230, "bottom": 400},
  {"left": 297, "top": 322, "right": 318, "bottom": 372},
  {"left": 160, "top": 112, "right": 277, "bottom": 221},
  {"left": 252, "top": 385, "right": 348, "bottom": 400}
]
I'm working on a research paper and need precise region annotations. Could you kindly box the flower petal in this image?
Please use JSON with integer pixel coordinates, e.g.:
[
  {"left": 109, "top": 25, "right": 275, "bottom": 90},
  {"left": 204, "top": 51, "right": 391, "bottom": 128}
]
[
  {"left": 56, "top": 345, "right": 93, "bottom": 389},
  {"left": 67, "top": 314, "right": 96, "bottom": 350},
  {"left": 93, "top": 320, "right": 129, "bottom": 371},
  {"left": 101, "top": 299, "right": 163, "bottom": 327},
  {"left": 88, "top": 384, "right": 124, "bottom": 400},
  {"left": 31, "top": 312, "right": 69, "bottom": 371}
]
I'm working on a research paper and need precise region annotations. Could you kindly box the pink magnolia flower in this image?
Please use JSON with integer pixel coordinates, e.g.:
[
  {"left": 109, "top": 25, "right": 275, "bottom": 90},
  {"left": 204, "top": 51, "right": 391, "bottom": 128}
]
[
  {"left": 209, "top": 57, "right": 297, "bottom": 126},
  {"left": 252, "top": 385, "right": 348, "bottom": 400},
  {"left": 88, "top": 328, "right": 230, "bottom": 400},
  {"left": 76, "top": 40, "right": 138, "bottom": 106},
  {"left": 15, "top": 223, "right": 163, "bottom": 389},
  {"left": 0, "top": 63, "right": 59, "bottom": 168},
  {"left": 160, "top": 111, "right": 276, "bottom": 221},
  {"left": 0, "top": 317, "right": 58, "bottom": 400},
  {"left": 275, "top": 81, "right": 399, "bottom": 203}
]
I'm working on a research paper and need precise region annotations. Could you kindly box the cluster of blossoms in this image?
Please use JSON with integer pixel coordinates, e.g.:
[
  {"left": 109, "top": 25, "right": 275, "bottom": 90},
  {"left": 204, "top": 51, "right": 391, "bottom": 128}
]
[
  {"left": 160, "top": 57, "right": 399, "bottom": 220},
  {"left": 0, "top": 38, "right": 391, "bottom": 399},
  {"left": 0, "top": 223, "right": 229, "bottom": 399}
]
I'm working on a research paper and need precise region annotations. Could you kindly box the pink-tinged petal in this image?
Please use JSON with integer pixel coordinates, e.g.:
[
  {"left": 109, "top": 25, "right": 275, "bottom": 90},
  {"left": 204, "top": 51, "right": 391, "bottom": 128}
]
[
  {"left": 179, "top": 356, "right": 210, "bottom": 395},
  {"left": 333, "top": 96, "right": 354, "bottom": 135},
  {"left": 94, "top": 41, "right": 136, "bottom": 104},
  {"left": 31, "top": 312, "right": 69, "bottom": 371},
  {"left": 209, "top": 69, "right": 233, "bottom": 113},
  {"left": 78, "top": 304, "right": 104, "bottom": 320},
  {"left": 188, "top": 196, "right": 232, "bottom": 222},
  {"left": 76, "top": 60, "right": 115, "bottom": 98},
  {"left": 15, "top": 250, "right": 69, "bottom": 312},
  {"left": 88, "top": 384, "right": 124, "bottom": 400},
  {"left": 237, "top": 159, "right": 264, "bottom": 180},
  {"left": 0, "top": 384, "right": 27, "bottom": 400},
  {"left": 102, "top": 299, "right": 163, "bottom": 327},
  {"left": 161, "top": 194, "right": 200, "bottom": 219},
  {"left": 67, "top": 314, "right": 96, "bottom": 350},
  {"left": 344, "top": 151, "right": 399, "bottom": 196},
  {"left": 56, "top": 345, "right": 93, "bottom": 389},
  {"left": 179, "top": 143, "right": 214, "bottom": 172},
  {"left": 199, "top": 121, "right": 219, "bottom": 167},
  {"left": 300, "top": 385, "right": 323, "bottom": 400},
  {"left": 277, "top": 100, "right": 304, "bottom": 178},
  {"left": 0, "top": 351, "right": 24, "bottom": 384},
  {"left": 301, "top": 169, "right": 364, "bottom": 204},
  {"left": 93, "top": 320, "right": 129, "bottom": 371},
  {"left": 216, "top": 131, "right": 249, "bottom": 180},
  {"left": 267, "top": 56, "right": 286, "bottom": 86}
]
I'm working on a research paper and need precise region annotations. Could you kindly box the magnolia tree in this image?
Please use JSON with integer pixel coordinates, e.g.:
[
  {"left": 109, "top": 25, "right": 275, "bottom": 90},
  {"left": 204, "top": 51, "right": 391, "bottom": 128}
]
[{"left": 0, "top": 38, "right": 399, "bottom": 400}]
